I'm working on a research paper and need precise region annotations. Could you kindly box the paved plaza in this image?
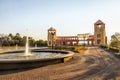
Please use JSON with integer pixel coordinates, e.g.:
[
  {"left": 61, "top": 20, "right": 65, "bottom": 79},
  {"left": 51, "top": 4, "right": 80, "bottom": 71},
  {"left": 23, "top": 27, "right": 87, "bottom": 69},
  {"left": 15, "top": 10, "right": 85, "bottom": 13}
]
[{"left": 0, "top": 47, "right": 120, "bottom": 80}]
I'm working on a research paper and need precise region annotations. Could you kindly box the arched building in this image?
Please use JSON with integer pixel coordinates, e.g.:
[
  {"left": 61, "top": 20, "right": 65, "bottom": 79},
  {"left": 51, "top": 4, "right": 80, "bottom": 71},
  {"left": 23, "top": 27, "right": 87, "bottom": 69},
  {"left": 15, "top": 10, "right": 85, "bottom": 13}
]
[{"left": 47, "top": 20, "right": 107, "bottom": 46}]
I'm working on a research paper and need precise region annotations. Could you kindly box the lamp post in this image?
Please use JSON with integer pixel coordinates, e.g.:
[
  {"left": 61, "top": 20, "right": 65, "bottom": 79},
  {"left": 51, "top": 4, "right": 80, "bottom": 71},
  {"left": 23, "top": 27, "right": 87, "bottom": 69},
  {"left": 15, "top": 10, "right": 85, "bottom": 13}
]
[{"left": 49, "top": 31, "right": 55, "bottom": 50}]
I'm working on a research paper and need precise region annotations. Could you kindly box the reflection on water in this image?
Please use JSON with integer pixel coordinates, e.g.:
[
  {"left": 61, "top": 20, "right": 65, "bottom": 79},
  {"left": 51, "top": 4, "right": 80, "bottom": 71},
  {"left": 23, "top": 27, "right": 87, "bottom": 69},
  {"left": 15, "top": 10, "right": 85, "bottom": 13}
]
[{"left": 0, "top": 52, "right": 66, "bottom": 60}]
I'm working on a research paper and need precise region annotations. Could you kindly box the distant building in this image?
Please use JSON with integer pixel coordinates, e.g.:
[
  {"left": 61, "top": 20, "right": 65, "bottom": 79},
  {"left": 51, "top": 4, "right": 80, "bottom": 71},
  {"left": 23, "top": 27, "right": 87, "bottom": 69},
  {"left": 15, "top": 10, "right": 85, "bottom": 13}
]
[
  {"left": 55, "top": 36, "right": 79, "bottom": 46},
  {"left": 47, "top": 27, "right": 56, "bottom": 47},
  {"left": 47, "top": 20, "right": 107, "bottom": 46},
  {"left": 94, "top": 20, "right": 107, "bottom": 45}
]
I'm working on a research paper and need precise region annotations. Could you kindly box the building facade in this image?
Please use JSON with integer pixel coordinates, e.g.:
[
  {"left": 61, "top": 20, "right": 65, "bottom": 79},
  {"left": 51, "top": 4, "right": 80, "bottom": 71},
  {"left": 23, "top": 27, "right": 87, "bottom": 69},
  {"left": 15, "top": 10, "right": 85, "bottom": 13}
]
[
  {"left": 55, "top": 36, "right": 79, "bottom": 46},
  {"left": 94, "top": 20, "right": 107, "bottom": 46},
  {"left": 47, "top": 20, "right": 107, "bottom": 46},
  {"left": 47, "top": 27, "right": 56, "bottom": 46}
]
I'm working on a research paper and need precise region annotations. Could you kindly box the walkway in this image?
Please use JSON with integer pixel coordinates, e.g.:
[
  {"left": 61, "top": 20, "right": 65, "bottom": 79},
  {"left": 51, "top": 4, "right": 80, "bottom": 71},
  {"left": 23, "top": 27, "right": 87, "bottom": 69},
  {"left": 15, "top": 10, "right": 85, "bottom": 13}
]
[{"left": 0, "top": 47, "right": 120, "bottom": 80}]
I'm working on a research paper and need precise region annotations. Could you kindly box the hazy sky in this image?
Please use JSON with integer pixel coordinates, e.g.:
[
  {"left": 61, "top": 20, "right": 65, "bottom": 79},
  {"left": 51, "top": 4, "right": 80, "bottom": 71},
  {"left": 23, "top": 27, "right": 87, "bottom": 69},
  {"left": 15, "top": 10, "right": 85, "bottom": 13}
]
[{"left": 0, "top": 0, "right": 120, "bottom": 40}]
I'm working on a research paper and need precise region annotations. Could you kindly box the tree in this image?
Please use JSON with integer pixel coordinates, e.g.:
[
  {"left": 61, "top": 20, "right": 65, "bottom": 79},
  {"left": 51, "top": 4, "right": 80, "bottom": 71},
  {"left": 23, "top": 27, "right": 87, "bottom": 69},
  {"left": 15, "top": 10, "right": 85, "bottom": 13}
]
[
  {"left": 0, "top": 32, "right": 47, "bottom": 47},
  {"left": 8, "top": 33, "right": 14, "bottom": 46},
  {"left": 110, "top": 32, "right": 120, "bottom": 49},
  {"left": 0, "top": 34, "right": 4, "bottom": 46},
  {"left": 1, "top": 35, "right": 10, "bottom": 46},
  {"left": 13, "top": 33, "right": 22, "bottom": 46},
  {"left": 29, "top": 37, "right": 35, "bottom": 47},
  {"left": 35, "top": 40, "right": 47, "bottom": 47}
]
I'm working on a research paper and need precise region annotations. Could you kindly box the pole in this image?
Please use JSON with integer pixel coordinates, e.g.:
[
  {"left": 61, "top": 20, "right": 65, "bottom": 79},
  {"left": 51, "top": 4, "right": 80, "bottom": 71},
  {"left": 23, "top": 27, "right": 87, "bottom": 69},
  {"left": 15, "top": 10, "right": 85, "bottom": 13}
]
[
  {"left": 52, "top": 34, "right": 53, "bottom": 50},
  {"left": 84, "top": 37, "right": 85, "bottom": 46},
  {"left": 83, "top": 34, "right": 86, "bottom": 47}
]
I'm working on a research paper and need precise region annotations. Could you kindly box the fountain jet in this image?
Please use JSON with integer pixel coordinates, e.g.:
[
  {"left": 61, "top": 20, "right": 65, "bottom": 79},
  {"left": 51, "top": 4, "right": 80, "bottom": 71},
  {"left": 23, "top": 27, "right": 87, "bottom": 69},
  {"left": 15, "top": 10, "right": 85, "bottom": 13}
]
[{"left": 22, "top": 29, "right": 33, "bottom": 56}]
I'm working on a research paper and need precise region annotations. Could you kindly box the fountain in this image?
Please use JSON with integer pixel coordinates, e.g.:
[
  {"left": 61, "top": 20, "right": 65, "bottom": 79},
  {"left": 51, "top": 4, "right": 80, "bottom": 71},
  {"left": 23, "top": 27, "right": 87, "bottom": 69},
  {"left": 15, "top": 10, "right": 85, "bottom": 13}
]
[
  {"left": 35, "top": 44, "right": 37, "bottom": 48},
  {"left": 22, "top": 34, "right": 33, "bottom": 56},
  {"left": 0, "top": 30, "right": 75, "bottom": 70},
  {"left": 15, "top": 44, "right": 18, "bottom": 50}
]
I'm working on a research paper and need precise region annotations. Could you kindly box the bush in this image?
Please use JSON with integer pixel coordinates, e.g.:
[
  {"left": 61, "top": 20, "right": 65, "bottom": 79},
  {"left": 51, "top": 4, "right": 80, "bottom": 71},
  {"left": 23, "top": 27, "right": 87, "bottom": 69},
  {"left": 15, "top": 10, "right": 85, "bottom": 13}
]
[
  {"left": 100, "top": 45, "right": 108, "bottom": 48},
  {"left": 109, "top": 47, "right": 119, "bottom": 52},
  {"left": 100, "top": 44, "right": 119, "bottom": 52},
  {"left": 55, "top": 46, "right": 75, "bottom": 51}
]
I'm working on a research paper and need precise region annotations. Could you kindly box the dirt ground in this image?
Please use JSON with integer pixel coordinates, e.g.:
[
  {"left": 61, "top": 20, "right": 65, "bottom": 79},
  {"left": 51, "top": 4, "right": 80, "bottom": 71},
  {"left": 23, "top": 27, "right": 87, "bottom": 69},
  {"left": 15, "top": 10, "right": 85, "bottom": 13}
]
[{"left": 0, "top": 47, "right": 120, "bottom": 80}]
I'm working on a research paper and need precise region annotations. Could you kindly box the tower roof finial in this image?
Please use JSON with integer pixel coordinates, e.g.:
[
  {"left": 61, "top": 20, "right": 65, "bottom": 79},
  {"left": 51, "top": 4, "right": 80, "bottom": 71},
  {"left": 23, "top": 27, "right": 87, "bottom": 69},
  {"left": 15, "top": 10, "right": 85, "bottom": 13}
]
[
  {"left": 48, "top": 27, "right": 56, "bottom": 31},
  {"left": 95, "top": 20, "right": 105, "bottom": 25}
]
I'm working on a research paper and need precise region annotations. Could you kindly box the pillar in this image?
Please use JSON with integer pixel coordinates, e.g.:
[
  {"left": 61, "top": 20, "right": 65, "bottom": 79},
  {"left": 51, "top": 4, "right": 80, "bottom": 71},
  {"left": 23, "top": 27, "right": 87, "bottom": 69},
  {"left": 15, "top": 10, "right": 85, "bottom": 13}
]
[{"left": 87, "top": 40, "right": 89, "bottom": 45}]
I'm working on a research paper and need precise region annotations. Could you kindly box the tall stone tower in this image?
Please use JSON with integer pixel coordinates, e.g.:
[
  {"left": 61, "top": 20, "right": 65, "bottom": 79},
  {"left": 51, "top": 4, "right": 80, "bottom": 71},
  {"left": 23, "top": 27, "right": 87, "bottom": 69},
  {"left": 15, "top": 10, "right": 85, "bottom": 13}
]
[
  {"left": 47, "top": 27, "right": 56, "bottom": 46},
  {"left": 94, "top": 20, "right": 107, "bottom": 46}
]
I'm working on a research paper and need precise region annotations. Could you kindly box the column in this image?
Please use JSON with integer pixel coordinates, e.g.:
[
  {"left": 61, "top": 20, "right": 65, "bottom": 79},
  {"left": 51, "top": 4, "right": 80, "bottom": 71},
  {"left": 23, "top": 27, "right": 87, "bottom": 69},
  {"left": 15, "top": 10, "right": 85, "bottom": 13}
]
[{"left": 87, "top": 40, "right": 89, "bottom": 46}]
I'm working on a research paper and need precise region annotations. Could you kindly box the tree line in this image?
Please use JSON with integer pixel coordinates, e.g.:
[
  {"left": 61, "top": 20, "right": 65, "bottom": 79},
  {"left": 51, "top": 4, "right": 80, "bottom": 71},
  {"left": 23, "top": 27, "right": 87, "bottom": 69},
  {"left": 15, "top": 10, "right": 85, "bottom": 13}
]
[
  {"left": 0, "top": 32, "right": 120, "bottom": 48},
  {"left": 0, "top": 33, "right": 47, "bottom": 47}
]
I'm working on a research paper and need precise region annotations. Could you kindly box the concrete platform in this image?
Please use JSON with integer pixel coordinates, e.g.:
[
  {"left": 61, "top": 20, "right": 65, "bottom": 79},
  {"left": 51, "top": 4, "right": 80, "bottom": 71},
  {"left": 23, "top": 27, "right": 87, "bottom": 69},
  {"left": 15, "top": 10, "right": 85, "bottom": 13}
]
[{"left": 0, "top": 50, "right": 74, "bottom": 70}]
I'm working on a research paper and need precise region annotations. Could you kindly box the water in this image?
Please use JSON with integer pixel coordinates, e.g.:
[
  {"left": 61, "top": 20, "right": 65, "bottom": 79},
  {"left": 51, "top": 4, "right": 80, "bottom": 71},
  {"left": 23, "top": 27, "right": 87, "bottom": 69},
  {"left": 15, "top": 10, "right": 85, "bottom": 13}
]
[
  {"left": 24, "top": 35, "right": 30, "bottom": 55},
  {"left": 23, "top": 30, "right": 33, "bottom": 56},
  {"left": 0, "top": 52, "right": 66, "bottom": 60}
]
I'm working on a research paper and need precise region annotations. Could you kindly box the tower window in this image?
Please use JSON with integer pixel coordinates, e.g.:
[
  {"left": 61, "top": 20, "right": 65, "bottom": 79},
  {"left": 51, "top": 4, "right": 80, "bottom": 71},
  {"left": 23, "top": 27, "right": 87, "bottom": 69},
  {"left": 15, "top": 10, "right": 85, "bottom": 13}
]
[
  {"left": 97, "top": 34, "right": 101, "bottom": 38},
  {"left": 97, "top": 24, "right": 102, "bottom": 29}
]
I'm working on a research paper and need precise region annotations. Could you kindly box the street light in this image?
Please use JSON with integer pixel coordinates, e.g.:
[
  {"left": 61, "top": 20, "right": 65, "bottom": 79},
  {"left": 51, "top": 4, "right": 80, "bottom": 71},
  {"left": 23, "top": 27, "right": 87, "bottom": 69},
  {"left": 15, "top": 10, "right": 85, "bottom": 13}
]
[{"left": 49, "top": 31, "right": 55, "bottom": 50}]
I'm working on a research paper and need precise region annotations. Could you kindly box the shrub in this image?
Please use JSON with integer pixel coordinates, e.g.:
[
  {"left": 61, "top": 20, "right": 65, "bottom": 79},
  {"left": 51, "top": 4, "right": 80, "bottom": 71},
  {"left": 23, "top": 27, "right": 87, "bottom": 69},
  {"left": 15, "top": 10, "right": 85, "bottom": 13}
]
[
  {"left": 100, "top": 45, "right": 108, "bottom": 48},
  {"left": 55, "top": 46, "right": 75, "bottom": 51},
  {"left": 109, "top": 47, "right": 119, "bottom": 52}
]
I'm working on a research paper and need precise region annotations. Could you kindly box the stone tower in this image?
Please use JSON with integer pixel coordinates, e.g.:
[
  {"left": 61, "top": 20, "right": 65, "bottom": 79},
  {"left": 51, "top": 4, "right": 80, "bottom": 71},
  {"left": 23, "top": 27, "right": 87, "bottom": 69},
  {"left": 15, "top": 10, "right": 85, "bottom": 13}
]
[
  {"left": 94, "top": 20, "right": 107, "bottom": 46},
  {"left": 47, "top": 27, "right": 56, "bottom": 46}
]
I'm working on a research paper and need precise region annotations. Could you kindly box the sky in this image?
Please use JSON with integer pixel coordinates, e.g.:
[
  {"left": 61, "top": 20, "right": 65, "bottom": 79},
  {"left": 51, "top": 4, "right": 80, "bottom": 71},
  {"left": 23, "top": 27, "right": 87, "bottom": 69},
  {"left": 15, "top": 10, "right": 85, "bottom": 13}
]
[{"left": 0, "top": 0, "right": 120, "bottom": 40}]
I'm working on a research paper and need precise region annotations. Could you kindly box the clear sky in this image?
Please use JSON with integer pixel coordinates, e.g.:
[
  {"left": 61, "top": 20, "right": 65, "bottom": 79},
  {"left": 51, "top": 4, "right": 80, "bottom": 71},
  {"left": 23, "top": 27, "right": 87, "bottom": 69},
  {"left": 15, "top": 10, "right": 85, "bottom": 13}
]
[{"left": 0, "top": 0, "right": 120, "bottom": 40}]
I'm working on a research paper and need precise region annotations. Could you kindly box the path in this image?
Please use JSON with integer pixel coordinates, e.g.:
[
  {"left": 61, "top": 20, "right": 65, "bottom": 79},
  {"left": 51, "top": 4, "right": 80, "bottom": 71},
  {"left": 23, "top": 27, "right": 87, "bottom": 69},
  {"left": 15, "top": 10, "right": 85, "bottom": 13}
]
[{"left": 0, "top": 47, "right": 120, "bottom": 80}]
